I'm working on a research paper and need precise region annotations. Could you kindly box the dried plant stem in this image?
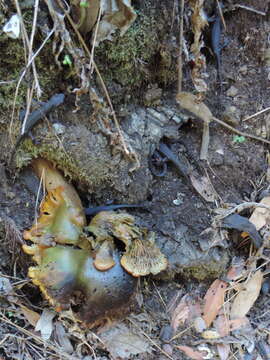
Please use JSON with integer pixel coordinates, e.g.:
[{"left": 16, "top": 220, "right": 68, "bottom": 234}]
[
  {"left": 243, "top": 106, "right": 270, "bottom": 122},
  {"left": 177, "top": 0, "right": 184, "bottom": 93},
  {"left": 212, "top": 116, "right": 270, "bottom": 145}
]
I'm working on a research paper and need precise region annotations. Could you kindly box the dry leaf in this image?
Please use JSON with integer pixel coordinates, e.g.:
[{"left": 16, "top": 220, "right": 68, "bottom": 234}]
[
  {"left": 176, "top": 345, "right": 205, "bottom": 360},
  {"left": 190, "top": 174, "right": 216, "bottom": 202},
  {"left": 226, "top": 258, "right": 245, "bottom": 281},
  {"left": 170, "top": 294, "right": 190, "bottom": 331},
  {"left": 202, "top": 279, "right": 228, "bottom": 327},
  {"left": 35, "top": 309, "right": 56, "bottom": 340},
  {"left": 20, "top": 305, "right": 40, "bottom": 327},
  {"left": 54, "top": 322, "right": 73, "bottom": 354},
  {"left": 217, "top": 344, "right": 230, "bottom": 360},
  {"left": 249, "top": 196, "right": 270, "bottom": 230},
  {"left": 189, "top": 0, "right": 208, "bottom": 93},
  {"left": 214, "top": 314, "right": 249, "bottom": 337},
  {"left": 93, "top": 0, "right": 137, "bottom": 45},
  {"left": 100, "top": 323, "right": 152, "bottom": 359},
  {"left": 230, "top": 270, "right": 263, "bottom": 319}
]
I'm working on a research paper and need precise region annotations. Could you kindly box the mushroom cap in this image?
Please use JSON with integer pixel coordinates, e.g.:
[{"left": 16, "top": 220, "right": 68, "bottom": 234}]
[
  {"left": 120, "top": 236, "right": 168, "bottom": 277},
  {"left": 26, "top": 245, "right": 137, "bottom": 325},
  {"left": 93, "top": 240, "right": 116, "bottom": 271},
  {"left": 24, "top": 186, "right": 87, "bottom": 247}
]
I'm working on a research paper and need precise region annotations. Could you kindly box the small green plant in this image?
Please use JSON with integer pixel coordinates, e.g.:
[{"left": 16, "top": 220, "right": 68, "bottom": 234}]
[
  {"left": 233, "top": 135, "right": 246, "bottom": 143},
  {"left": 63, "top": 54, "right": 72, "bottom": 67},
  {"left": 80, "top": 1, "right": 89, "bottom": 7}
]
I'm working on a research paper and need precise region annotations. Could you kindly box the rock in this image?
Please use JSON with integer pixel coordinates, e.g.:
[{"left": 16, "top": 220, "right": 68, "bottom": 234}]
[
  {"left": 222, "top": 105, "right": 240, "bottom": 126},
  {"left": 239, "top": 65, "right": 248, "bottom": 75},
  {"left": 226, "top": 86, "right": 238, "bottom": 97}
]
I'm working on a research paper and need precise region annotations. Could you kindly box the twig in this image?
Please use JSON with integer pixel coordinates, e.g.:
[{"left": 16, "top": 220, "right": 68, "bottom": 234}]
[
  {"left": 217, "top": 201, "right": 270, "bottom": 220},
  {"left": 200, "top": 120, "right": 210, "bottom": 160},
  {"left": 216, "top": 0, "right": 226, "bottom": 30},
  {"left": 177, "top": 0, "right": 184, "bottom": 93},
  {"left": 243, "top": 106, "right": 270, "bottom": 122},
  {"left": 0, "top": 312, "right": 71, "bottom": 359},
  {"left": 89, "top": 5, "right": 102, "bottom": 73},
  {"left": 234, "top": 4, "right": 266, "bottom": 16},
  {"left": 212, "top": 116, "right": 270, "bottom": 145}
]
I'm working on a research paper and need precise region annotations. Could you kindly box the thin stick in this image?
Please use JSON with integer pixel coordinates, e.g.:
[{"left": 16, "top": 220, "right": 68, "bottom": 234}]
[
  {"left": 234, "top": 4, "right": 266, "bottom": 16},
  {"left": 28, "top": 0, "right": 42, "bottom": 97},
  {"left": 243, "top": 106, "right": 270, "bottom": 122},
  {"left": 217, "top": 201, "right": 270, "bottom": 219},
  {"left": 200, "top": 120, "right": 210, "bottom": 160},
  {"left": 216, "top": 0, "right": 226, "bottom": 30},
  {"left": 177, "top": 0, "right": 184, "bottom": 93},
  {"left": 212, "top": 116, "right": 270, "bottom": 145},
  {"left": 89, "top": 5, "right": 102, "bottom": 73}
]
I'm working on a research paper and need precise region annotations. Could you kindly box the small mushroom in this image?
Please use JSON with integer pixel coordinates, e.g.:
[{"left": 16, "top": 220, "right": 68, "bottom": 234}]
[
  {"left": 23, "top": 243, "right": 137, "bottom": 326},
  {"left": 120, "top": 232, "right": 168, "bottom": 277},
  {"left": 87, "top": 212, "right": 168, "bottom": 277},
  {"left": 93, "top": 240, "right": 116, "bottom": 271}
]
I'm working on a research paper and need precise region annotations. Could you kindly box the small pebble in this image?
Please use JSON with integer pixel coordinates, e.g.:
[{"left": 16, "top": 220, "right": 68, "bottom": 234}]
[
  {"left": 222, "top": 105, "right": 240, "bottom": 126},
  {"left": 162, "top": 344, "right": 173, "bottom": 356},
  {"left": 52, "top": 123, "right": 66, "bottom": 135},
  {"left": 239, "top": 65, "right": 248, "bottom": 75},
  {"left": 226, "top": 86, "right": 238, "bottom": 97},
  {"left": 160, "top": 325, "right": 174, "bottom": 343}
]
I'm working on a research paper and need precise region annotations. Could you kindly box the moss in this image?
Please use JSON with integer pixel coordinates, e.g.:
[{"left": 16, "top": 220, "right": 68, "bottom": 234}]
[
  {"left": 183, "top": 253, "right": 229, "bottom": 281},
  {"left": 16, "top": 138, "right": 93, "bottom": 185},
  {"left": 95, "top": 14, "right": 158, "bottom": 89},
  {"left": 15, "top": 135, "right": 114, "bottom": 191}
]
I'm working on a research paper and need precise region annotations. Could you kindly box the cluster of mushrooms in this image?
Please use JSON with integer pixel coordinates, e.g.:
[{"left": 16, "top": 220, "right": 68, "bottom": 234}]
[{"left": 23, "top": 159, "right": 167, "bottom": 326}]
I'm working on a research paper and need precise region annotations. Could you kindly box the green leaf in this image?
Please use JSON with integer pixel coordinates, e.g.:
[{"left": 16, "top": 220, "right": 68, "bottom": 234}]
[
  {"left": 80, "top": 1, "right": 89, "bottom": 7},
  {"left": 233, "top": 135, "right": 246, "bottom": 143},
  {"left": 63, "top": 55, "right": 72, "bottom": 67}
]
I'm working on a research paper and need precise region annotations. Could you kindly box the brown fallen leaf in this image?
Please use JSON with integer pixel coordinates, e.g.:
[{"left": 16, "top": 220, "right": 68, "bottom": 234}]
[
  {"left": 190, "top": 174, "right": 216, "bottom": 202},
  {"left": 20, "top": 305, "right": 40, "bottom": 327},
  {"left": 217, "top": 344, "right": 230, "bottom": 360},
  {"left": 100, "top": 323, "right": 152, "bottom": 359},
  {"left": 226, "top": 258, "right": 245, "bottom": 281},
  {"left": 249, "top": 196, "right": 270, "bottom": 230},
  {"left": 170, "top": 294, "right": 190, "bottom": 331},
  {"left": 214, "top": 314, "right": 249, "bottom": 337},
  {"left": 202, "top": 279, "right": 228, "bottom": 328},
  {"left": 176, "top": 345, "right": 205, "bottom": 360},
  {"left": 230, "top": 270, "right": 263, "bottom": 319}
]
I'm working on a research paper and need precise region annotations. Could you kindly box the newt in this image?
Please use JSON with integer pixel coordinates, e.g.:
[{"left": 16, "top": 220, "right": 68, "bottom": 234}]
[{"left": 149, "top": 142, "right": 190, "bottom": 181}]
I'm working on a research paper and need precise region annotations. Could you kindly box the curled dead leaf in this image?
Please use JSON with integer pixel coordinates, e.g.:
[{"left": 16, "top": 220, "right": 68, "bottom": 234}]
[
  {"left": 249, "top": 196, "right": 270, "bottom": 230},
  {"left": 230, "top": 270, "right": 263, "bottom": 319}
]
